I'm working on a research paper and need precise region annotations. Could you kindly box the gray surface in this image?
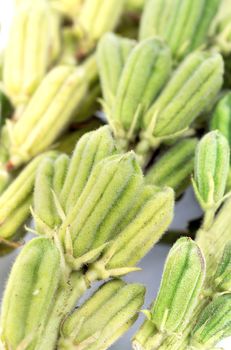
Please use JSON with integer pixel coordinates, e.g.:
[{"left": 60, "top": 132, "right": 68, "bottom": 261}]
[{"left": 0, "top": 188, "right": 230, "bottom": 349}]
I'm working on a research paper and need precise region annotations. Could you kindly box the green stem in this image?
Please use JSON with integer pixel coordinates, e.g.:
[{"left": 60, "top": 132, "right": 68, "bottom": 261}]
[{"left": 201, "top": 207, "right": 215, "bottom": 231}]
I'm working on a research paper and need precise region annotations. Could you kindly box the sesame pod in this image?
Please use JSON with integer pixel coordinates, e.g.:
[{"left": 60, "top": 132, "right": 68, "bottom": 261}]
[
  {"left": 0, "top": 151, "right": 57, "bottom": 240},
  {"left": 97, "top": 33, "right": 136, "bottom": 110},
  {"left": 190, "top": 294, "right": 231, "bottom": 349},
  {"left": 60, "top": 126, "right": 117, "bottom": 213},
  {"left": 211, "top": 92, "right": 231, "bottom": 148},
  {"left": 60, "top": 152, "right": 144, "bottom": 263},
  {"left": 146, "top": 138, "right": 197, "bottom": 196},
  {"left": 8, "top": 64, "right": 89, "bottom": 168},
  {"left": 55, "top": 118, "right": 103, "bottom": 154},
  {"left": 3, "top": 0, "right": 61, "bottom": 106},
  {"left": 189, "top": 0, "right": 221, "bottom": 52},
  {"left": 150, "top": 238, "right": 205, "bottom": 333},
  {"left": 0, "top": 237, "right": 61, "bottom": 350},
  {"left": 103, "top": 185, "right": 174, "bottom": 270},
  {"left": 139, "top": 0, "right": 220, "bottom": 60},
  {"left": 76, "top": 0, "right": 125, "bottom": 44},
  {"left": 142, "top": 51, "right": 223, "bottom": 146},
  {"left": 34, "top": 154, "right": 69, "bottom": 232},
  {"left": 193, "top": 131, "right": 230, "bottom": 211},
  {"left": 0, "top": 196, "right": 31, "bottom": 243},
  {"left": 112, "top": 38, "right": 172, "bottom": 139},
  {"left": 214, "top": 13, "right": 231, "bottom": 55},
  {"left": 214, "top": 241, "right": 231, "bottom": 292},
  {"left": 59, "top": 280, "right": 145, "bottom": 350}
]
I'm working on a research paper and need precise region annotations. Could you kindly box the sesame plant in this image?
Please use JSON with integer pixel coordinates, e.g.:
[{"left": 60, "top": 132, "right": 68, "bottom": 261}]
[{"left": 0, "top": 0, "right": 231, "bottom": 349}]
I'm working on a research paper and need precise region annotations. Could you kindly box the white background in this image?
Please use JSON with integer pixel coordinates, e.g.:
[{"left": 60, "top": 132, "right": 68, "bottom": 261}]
[{"left": 0, "top": 0, "right": 230, "bottom": 349}]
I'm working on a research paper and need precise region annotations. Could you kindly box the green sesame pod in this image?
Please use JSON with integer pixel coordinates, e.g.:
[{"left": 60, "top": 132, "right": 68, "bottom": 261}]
[
  {"left": 189, "top": 0, "right": 221, "bottom": 52},
  {"left": 190, "top": 294, "right": 231, "bottom": 349},
  {"left": 0, "top": 237, "right": 61, "bottom": 350},
  {"left": 139, "top": 0, "right": 220, "bottom": 60},
  {"left": 34, "top": 154, "right": 68, "bottom": 232},
  {"left": 150, "top": 237, "right": 205, "bottom": 333},
  {"left": 3, "top": 0, "right": 61, "bottom": 106},
  {"left": 60, "top": 152, "right": 144, "bottom": 262},
  {"left": 112, "top": 38, "right": 172, "bottom": 139},
  {"left": 60, "top": 126, "right": 117, "bottom": 212},
  {"left": 211, "top": 92, "right": 231, "bottom": 147},
  {"left": 76, "top": 0, "right": 125, "bottom": 43},
  {"left": 105, "top": 185, "right": 174, "bottom": 270},
  {"left": 193, "top": 130, "right": 230, "bottom": 211},
  {"left": 142, "top": 51, "right": 223, "bottom": 146},
  {"left": 214, "top": 241, "right": 231, "bottom": 292},
  {"left": 214, "top": 13, "right": 231, "bottom": 55},
  {"left": 139, "top": 0, "right": 200, "bottom": 60},
  {"left": 55, "top": 118, "right": 103, "bottom": 154},
  {"left": 0, "top": 196, "right": 31, "bottom": 242},
  {"left": 0, "top": 152, "right": 57, "bottom": 241},
  {"left": 59, "top": 280, "right": 145, "bottom": 350},
  {"left": 8, "top": 64, "right": 89, "bottom": 168},
  {"left": 53, "top": 154, "right": 70, "bottom": 197},
  {"left": 146, "top": 138, "right": 197, "bottom": 196},
  {"left": 97, "top": 32, "right": 136, "bottom": 109}
]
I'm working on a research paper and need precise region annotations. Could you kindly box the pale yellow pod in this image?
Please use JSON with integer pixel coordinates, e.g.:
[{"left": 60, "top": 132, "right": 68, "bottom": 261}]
[
  {"left": 76, "top": 0, "right": 125, "bottom": 42},
  {"left": 7, "top": 65, "right": 88, "bottom": 167},
  {"left": 3, "top": 0, "right": 61, "bottom": 106}
]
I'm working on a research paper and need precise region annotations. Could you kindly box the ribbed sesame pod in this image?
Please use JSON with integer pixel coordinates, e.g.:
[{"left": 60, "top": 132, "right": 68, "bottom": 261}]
[
  {"left": 189, "top": 0, "right": 221, "bottom": 52},
  {"left": 55, "top": 118, "right": 103, "bottom": 154},
  {"left": 59, "top": 280, "right": 145, "bottom": 350},
  {"left": 34, "top": 154, "right": 68, "bottom": 232},
  {"left": 0, "top": 237, "right": 61, "bottom": 350},
  {"left": 211, "top": 92, "right": 231, "bottom": 147},
  {"left": 60, "top": 126, "right": 117, "bottom": 213},
  {"left": 60, "top": 152, "right": 144, "bottom": 264},
  {"left": 75, "top": 0, "right": 125, "bottom": 45},
  {"left": 213, "top": 13, "right": 231, "bottom": 55},
  {"left": 193, "top": 130, "right": 230, "bottom": 210},
  {"left": 133, "top": 238, "right": 205, "bottom": 350},
  {"left": 190, "top": 294, "right": 231, "bottom": 349},
  {"left": 3, "top": 0, "right": 61, "bottom": 106},
  {"left": 146, "top": 138, "right": 197, "bottom": 196},
  {"left": 141, "top": 51, "right": 223, "bottom": 147},
  {"left": 150, "top": 238, "right": 205, "bottom": 333},
  {"left": 7, "top": 62, "right": 91, "bottom": 168},
  {"left": 103, "top": 185, "right": 174, "bottom": 270},
  {"left": 214, "top": 241, "right": 231, "bottom": 292},
  {"left": 112, "top": 38, "right": 171, "bottom": 140},
  {"left": 0, "top": 151, "right": 57, "bottom": 241},
  {"left": 139, "top": 0, "right": 220, "bottom": 60},
  {"left": 97, "top": 33, "right": 136, "bottom": 110}
]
